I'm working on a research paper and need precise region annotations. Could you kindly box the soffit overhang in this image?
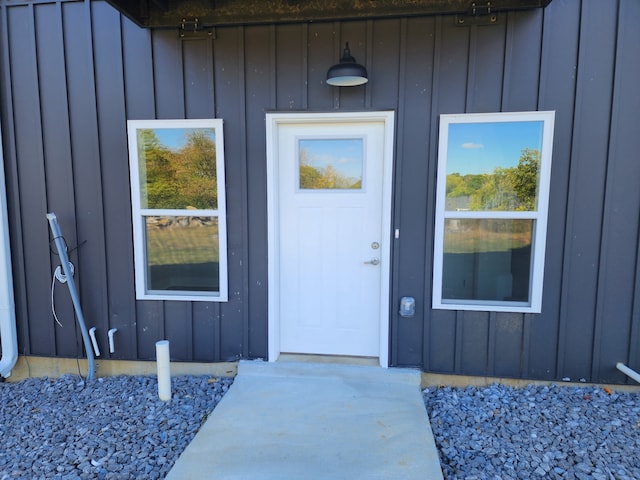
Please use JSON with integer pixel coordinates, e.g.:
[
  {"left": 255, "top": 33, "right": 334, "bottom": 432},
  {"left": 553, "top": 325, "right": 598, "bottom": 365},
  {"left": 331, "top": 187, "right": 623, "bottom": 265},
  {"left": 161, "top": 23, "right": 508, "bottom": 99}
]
[{"left": 104, "top": 0, "right": 553, "bottom": 29}]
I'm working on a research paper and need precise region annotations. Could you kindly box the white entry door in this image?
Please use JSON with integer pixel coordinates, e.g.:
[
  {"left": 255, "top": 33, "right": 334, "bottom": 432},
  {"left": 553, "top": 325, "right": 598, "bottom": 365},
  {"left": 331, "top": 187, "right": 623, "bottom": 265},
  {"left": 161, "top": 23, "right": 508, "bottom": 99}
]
[{"left": 266, "top": 112, "right": 395, "bottom": 365}]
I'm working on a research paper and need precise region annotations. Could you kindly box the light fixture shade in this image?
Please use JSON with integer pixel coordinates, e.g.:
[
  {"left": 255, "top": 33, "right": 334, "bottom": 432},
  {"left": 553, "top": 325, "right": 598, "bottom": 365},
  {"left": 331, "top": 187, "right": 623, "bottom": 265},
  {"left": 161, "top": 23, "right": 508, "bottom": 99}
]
[{"left": 326, "top": 42, "right": 368, "bottom": 87}]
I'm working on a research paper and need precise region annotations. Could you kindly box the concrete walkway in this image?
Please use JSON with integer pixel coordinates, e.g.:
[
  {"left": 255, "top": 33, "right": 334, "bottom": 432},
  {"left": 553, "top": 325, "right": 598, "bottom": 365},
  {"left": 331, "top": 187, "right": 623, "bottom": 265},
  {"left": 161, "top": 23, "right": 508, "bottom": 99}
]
[{"left": 165, "top": 360, "right": 444, "bottom": 480}]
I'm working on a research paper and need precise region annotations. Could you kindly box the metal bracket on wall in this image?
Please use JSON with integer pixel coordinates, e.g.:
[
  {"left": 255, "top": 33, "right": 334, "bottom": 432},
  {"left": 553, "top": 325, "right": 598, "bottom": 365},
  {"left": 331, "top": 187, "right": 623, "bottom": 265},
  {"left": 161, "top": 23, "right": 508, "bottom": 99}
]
[
  {"left": 179, "top": 18, "right": 216, "bottom": 39},
  {"left": 455, "top": 1, "right": 499, "bottom": 26}
]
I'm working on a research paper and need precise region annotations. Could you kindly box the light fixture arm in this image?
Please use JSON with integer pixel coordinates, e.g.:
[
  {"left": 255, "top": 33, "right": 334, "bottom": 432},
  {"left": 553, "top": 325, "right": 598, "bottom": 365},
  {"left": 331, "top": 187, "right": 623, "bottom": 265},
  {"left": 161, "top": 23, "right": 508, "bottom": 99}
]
[{"left": 340, "top": 42, "right": 356, "bottom": 63}]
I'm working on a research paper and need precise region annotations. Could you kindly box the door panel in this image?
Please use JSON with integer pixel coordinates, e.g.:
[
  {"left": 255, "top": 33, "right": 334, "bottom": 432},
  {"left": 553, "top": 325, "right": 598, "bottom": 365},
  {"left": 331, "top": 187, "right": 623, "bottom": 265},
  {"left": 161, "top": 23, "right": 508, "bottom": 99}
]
[{"left": 277, "top": 121, "right": 384, "bottom": 357}]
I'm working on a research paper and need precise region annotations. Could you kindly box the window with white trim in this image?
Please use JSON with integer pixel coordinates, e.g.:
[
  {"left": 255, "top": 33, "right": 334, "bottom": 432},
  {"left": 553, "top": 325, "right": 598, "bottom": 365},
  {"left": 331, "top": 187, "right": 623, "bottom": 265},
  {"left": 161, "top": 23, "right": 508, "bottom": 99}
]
[
  {"left": 433, "top": 111, "right": 555, "bottom": 313},
  {"left": 127, "top": 119, "right": 228, "bottom": 301}
]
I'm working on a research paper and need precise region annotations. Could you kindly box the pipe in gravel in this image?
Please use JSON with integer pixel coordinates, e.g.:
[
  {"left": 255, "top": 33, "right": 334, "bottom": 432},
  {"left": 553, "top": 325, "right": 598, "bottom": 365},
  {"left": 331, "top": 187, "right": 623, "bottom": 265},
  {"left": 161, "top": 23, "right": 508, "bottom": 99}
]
[
  {"left": 156, "top": 340, "right": 172, "bottom": 401},
  {"left": 616, "top": 362, "right": 640, "bottom": 384}
]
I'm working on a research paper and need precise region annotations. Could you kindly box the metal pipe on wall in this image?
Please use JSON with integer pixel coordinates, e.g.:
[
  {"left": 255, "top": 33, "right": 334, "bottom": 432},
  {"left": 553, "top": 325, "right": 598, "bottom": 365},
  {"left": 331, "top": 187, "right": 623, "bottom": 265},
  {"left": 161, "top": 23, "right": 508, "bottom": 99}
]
[{"left": 46, "top": 213, "right": 95, "bottom": 381}]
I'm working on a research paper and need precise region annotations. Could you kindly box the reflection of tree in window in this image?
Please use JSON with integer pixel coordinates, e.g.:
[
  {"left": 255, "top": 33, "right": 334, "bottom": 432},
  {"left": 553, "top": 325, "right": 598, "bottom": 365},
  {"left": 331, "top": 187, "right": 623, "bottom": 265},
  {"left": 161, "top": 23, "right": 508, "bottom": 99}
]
[
  {"left": 299, "top": 148, "right": 362, "bottom": 190},
  {"left": 508, "top": 148, "right": 540, "bottom": 211},
  {"left": 137, "top": 129, "right": 217, "bottom": 209},
  {"left": 138, "top": 129, "right": 178, "bottom": 209},
  {"left": 446, "top": 148, "right": 540, "bottom": 212}
]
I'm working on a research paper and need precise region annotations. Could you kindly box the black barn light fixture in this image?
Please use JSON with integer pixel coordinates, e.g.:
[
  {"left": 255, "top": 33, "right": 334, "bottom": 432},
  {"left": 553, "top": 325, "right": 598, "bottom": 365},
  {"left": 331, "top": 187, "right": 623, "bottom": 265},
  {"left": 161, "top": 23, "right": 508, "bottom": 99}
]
[{"left": 326, "top": 42, "right": 368, "bottom": 87}]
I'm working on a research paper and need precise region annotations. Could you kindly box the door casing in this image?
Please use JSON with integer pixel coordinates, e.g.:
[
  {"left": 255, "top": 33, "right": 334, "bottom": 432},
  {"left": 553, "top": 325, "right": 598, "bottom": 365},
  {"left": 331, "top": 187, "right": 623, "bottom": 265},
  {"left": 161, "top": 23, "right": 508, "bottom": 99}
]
[{"left": 266, "top": 111, "right": 395, "bottom": 367}]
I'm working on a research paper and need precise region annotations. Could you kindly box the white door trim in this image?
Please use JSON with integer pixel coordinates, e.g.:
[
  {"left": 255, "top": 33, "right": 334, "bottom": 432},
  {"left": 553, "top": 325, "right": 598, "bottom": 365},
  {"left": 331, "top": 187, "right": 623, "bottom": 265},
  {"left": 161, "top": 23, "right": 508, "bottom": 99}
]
[{"left": 266, "top": 111, "right": 395, "bottom": 367}]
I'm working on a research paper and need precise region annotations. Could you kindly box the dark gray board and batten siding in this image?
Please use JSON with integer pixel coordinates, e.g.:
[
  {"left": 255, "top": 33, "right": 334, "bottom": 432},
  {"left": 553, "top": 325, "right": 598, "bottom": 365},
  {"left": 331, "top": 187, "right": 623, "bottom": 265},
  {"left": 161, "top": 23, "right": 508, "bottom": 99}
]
[{"left": 0, "top": 0, "right": 639, "bottom": 384}]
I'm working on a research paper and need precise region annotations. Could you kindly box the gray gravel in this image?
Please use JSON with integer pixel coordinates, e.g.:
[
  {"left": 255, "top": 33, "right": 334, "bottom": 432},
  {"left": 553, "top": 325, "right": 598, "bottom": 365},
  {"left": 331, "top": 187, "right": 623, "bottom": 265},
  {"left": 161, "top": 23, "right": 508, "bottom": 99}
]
[
  {"left": 423, "top": 383, "right": 640, "bottom": 480},
  {"left": 3, "top": 373, "right": 639, "bottom": 480},
  {"left": 0, "top": 374, "right": 233, "bottom": 480}
]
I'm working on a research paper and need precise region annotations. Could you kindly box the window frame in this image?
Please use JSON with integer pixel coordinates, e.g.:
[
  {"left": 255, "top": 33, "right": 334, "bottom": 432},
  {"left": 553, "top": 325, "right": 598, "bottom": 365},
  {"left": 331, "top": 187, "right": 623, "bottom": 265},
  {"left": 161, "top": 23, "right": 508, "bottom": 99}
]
[
  {"left": 127, "top": 118, "right": 228, "bottom": 302},
  {"left": 432, "top": 111, "right": 555, "bottom": 313},
  {"left": 295, "top": 136, "right": 367, "bottom": 192}
]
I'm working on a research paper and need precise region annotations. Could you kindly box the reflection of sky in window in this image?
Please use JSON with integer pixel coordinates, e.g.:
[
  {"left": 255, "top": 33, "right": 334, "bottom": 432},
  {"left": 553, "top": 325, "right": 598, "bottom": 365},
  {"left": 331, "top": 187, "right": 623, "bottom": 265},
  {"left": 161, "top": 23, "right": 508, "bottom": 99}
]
[
  {"left": 447, "top": 121, "right": 543, "bottom": 175},
  {"left": 153, "top": 128, "right": 215, "bottom": 150},
  {"left": 299, "top": 138, "right": 363, "bottom": 179}
]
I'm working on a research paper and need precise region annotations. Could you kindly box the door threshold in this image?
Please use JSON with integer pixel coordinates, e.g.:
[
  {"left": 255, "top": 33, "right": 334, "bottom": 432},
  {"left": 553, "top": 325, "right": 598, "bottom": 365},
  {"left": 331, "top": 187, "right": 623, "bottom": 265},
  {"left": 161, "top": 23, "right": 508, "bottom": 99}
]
[{"left": 277, "top": 353, "right": 380, "bottom": 367}]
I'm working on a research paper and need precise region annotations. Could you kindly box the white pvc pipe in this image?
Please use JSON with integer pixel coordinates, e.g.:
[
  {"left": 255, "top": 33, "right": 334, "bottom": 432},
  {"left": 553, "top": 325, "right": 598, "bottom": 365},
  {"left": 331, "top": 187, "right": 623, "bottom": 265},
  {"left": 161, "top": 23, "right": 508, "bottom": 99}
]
[
  {"left": 108, "top": 328, "right": 118, "bottom": 354},
  {"left": 0, "top": 117, "right": 17, "bottom": 379},
  {"left": 89, "top": 327, "right": 101, "bottom": 357},
  {"left": 156, "top": 340, "right": 171, "bottom": 401},
  {"left": 616, "top": 362, "right": 640, "bottom": 384}
]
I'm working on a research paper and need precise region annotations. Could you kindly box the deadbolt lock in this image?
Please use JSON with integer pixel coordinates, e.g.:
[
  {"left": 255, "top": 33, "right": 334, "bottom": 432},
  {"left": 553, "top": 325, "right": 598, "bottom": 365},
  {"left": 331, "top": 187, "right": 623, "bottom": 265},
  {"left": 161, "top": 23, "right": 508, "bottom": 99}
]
[{"left": 371, "top": 242, "right": 380, "bottom": 250}]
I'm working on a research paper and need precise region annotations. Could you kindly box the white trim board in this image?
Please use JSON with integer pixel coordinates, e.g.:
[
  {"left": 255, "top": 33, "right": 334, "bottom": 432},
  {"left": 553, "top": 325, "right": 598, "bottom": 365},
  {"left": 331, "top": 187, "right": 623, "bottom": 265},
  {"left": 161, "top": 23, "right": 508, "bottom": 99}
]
[{"left": 266, "top": 111, "right": 395, "bottom": 367}]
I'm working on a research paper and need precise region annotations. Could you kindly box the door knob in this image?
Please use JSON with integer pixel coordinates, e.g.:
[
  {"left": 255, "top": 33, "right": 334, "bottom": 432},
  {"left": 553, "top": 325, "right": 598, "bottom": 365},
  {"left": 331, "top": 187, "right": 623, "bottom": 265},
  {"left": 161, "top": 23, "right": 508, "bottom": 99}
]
[{"left": 364, "top": 258, "right": 380, "bottom": 265}]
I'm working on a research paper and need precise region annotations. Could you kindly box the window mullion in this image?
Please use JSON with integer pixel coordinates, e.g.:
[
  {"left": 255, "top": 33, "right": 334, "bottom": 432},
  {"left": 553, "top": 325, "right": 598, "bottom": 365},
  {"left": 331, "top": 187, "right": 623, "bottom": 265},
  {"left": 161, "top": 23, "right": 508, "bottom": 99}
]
[
  {"left": 140, "top": 208, "right": 220, "bottom": 217},
  {"left": 443, "top": 210, "right": 539, "bottom": 220}
]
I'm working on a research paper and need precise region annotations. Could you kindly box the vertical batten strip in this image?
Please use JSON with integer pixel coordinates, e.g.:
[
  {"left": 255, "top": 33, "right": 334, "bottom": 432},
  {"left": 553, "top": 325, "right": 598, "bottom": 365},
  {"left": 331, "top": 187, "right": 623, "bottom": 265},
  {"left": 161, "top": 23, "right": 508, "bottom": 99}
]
[
  {"left": 331, "top": 21, "right": 340, "bottom": 109},
  {"left": 390, "top": 18, "right": 408, "bottom": 367},
  {"left": 301, "top": 23, "right": 308, "bottom": 110},
  {"left": 364, "top": 19, "right": 373, "bottom": 109},
  {"left": 238, "top": 27, "right": 251, "bottom": 359}
]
